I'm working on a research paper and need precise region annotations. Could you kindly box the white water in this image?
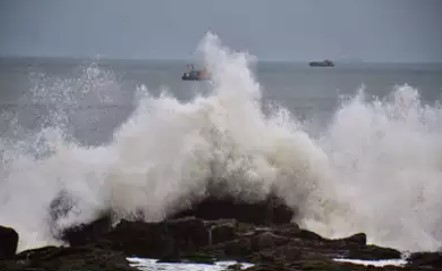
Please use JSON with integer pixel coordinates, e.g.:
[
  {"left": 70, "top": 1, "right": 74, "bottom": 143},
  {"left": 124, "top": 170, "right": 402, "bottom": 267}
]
[
  {"left": 127, "top": 258, "right": 254, "bottom": 271},
  {"left": 333, "top": 258, "right": 407, "bottom": 267},
  {"left": 1, "top": 33, "right": 442, "bottom": 252}
]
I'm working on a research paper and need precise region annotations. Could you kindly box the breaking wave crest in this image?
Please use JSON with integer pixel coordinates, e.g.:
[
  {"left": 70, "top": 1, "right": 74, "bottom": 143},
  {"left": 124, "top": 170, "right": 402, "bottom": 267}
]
[{"left": 1, "top": 33, "right": 442, "bottom": 252}]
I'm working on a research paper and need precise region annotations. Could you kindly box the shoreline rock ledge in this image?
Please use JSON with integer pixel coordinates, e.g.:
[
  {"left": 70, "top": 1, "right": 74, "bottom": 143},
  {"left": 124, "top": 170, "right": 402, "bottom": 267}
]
[
  {"left": 0, "top": 225, "right": 19, "bottom": 260},
  {"left": 1, "top": 196, "right": 442, "bottom": 270}
]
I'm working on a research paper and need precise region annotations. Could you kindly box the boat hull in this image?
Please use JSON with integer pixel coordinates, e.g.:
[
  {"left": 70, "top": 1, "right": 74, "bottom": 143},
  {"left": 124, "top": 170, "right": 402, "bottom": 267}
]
[{"left": 309, "top": 60, "right": 335, "bottom": 67}]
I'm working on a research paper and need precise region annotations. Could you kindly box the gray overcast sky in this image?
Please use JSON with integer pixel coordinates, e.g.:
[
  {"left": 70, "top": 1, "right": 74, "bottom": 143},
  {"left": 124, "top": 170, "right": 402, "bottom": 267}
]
[{"left": 0, "top": 0, "right": 441, "bottom": 62}]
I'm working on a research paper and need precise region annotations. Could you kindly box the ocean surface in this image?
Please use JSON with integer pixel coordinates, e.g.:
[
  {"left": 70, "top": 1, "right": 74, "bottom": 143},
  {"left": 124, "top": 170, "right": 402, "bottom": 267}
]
[
  {"left": 1, "top": 57, "right": 442, "bottom": 145},
  {"left": 1, "top": 35, "right": 442, "bottom": 253}
]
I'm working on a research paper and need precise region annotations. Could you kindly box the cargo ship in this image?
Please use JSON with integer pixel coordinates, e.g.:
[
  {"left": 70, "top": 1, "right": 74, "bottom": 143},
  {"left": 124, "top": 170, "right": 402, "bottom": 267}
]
[{"left": 309, "top": 60, "right": 335, "bottom": 67}]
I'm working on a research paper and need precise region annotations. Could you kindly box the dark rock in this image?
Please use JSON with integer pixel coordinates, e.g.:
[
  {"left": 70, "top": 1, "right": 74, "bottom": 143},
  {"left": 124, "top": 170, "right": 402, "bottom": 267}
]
[
  {"left": 105, "top": 219, "right": 175, "bottom": 258},
  {"left": 290, "top": 230, "right": 366, "bottom": 249},
  {"left": 223, "top": 238, "right": 252, "bottom": 259},
  {"left": 13, "top": 245, "right": 136, "bottom": 271},
  {"left": 44, "top": 192, "right": 420, "bottom": 271},
  {"left": 210, "top": 222, "right": 237, "bottom": 244},
  {"left": 250, "top": 232, "right": 289, "bottom": 251},
  {"left": 270, "top": 198, "right": 294, "bottom": 225},
  {"left": 167, "top": 217, "right": 210, "bottom": 249},
  {"left": 276, "top": 245, "right": 302, "bottom": 262},
  {"left": 50, "top": 189, "right": 115, "bottom": 248},
  {"left": 347, "top": 233, "right": 367, "bottom": 245},
  {"left": 252, "top": 232, "right": 276, "bottom": 251},
  {"left": 58, "top": 216, "right": 211, "bottom": 259},
  {"left": 101, "top": 217, "right": 209, "bottom": 259},
  {"left": 259, "top": 251, "right": 276, "bottom": 263},
  {"left": 332, "top": 233, "right": 367, "bottom": 247},
  {"left": 60, "top": 214, "right": 112, "bottom": 246},
  {"left": 15, "top": 246, "right": 65, "bottom": 261},
  {"left": 347, "top": 244, "right": 401, "bottom": 260},
  {"left": 172, "top": 195, "right": 293, "bottom": 225},
  {"left": 407, "top": 251, "right": 442, "bottom": 268},
  {"left": 0, "top": 225, "right": 18, "bottom": 260},
  {"left": 295, "top": 229, "right": 326, "bottom": 242},
  {"left": 272, "top": 223, "right": 300, "bottom": 238}
]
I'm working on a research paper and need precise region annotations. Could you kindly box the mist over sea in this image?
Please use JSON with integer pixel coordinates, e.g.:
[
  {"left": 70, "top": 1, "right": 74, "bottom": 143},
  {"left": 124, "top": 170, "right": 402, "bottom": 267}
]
[{"left": 1, "top": 34, "right": 442, "bottom": 252}]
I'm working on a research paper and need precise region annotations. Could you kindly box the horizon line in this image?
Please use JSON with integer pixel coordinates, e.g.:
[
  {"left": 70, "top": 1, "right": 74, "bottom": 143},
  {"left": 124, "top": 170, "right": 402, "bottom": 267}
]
[{"left": 1, "top": 55, "right": 442, "bottom": 65}]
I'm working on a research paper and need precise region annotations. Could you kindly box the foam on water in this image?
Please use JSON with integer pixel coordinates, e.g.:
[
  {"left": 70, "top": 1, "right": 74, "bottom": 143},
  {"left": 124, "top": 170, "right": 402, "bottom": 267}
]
[
  {"left": 127, "top": 258, "right": 254, "bottom": 271},
  {"left": 1, "top": 33, "right": 442, "bottom": 252},
  {"left": 333, "top": 258, "right": 407, "bottom": 267}
]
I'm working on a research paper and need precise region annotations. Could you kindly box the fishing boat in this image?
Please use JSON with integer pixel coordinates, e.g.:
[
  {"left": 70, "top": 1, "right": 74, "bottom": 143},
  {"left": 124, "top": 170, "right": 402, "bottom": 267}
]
[
  {"left": 309, "top": 60, "right": 335, "bottom": 67},
  {"left": 181, "top": 64, "right": 209, "bottom": 81}
]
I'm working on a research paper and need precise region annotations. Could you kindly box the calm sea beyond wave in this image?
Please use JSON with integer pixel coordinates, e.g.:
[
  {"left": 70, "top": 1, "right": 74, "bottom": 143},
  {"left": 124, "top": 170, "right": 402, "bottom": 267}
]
[{"left": 1, "top": 34, "right": 442, "bottom": 254}]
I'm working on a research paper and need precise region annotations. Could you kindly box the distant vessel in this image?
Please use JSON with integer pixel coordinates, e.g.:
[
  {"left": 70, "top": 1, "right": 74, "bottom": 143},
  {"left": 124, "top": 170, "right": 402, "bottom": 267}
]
[
  {"left": 309, "top": 60, "right": 335, "bottom": 67},
  {"left": 181, "top": 64, "right": 209, "bottom": 81}
]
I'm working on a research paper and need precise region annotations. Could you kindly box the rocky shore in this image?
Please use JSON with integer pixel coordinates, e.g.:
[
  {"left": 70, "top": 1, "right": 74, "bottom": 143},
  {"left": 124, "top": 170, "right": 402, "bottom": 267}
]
[{"left": 1, "top": 195, "right": 441, "bottom": 271}]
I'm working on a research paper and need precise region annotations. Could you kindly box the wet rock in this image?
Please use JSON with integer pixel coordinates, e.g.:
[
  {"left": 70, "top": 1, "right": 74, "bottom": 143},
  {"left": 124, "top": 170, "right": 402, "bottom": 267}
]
[
  {"left": 290, "top": 229, "right": 366, "bottom": 249},
  {"left": 44, "top": 193, "right": 423, "bottom": 271},
  {"left": 49, "top": 189, "right": 114, "bottom": 247},
  {"left": 167, "top": 217, "right": 210, "bottom": 250},
  {"left": 0, "top": 225, "right": 18, "bottom": 260},
  {"left": 295, "top": 229, "right": 326, "bottom": 242},
  {"left": 347, "top": 244, "right": 401, "bottom": 260},
  {"left": 172, "top": 195, "right": 293, "bottom": 225},
  {"left": 223, "top": 238, "right": 252, "bottom": 259},
  {"left": 12, "top": 245, "right": 136, "bottom": 271},
  {"left": 60, "top": 214, "right": 112, "bottom": 246},
  {"left": 276, "top": 245, "right": 302, "bottom": 262},
  {"left": 332, "top": 233, "right": 367, "bottom": 246},
  {"left": 105, "top": 219, "right": 175, "bottom": 258},
  {"left": 210, "top": 221, "right": 237, "bottom": 244},
  {"left": 259, "top": 251, "right": 277, "bottom": 263},
  {"left": 102, "top": 217, "right": 209, "bottom": 259},
  {"left": 252, "top": 232, "right": 276, "bottom": 251},
  {"left": 272, "top": 223, "right": 300, "bottom": 237},
  {"left": 407, "top": 251, "right": 442, "bottom": 269},
  {"left": 251, "top": 232, "right": 289, "bottom": 251}
]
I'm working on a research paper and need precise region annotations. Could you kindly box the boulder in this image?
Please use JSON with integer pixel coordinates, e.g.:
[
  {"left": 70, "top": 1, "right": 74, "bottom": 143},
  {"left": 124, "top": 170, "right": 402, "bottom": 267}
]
[{"left": 0, "top": 225, "right": 18, "bottom": 260}]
